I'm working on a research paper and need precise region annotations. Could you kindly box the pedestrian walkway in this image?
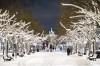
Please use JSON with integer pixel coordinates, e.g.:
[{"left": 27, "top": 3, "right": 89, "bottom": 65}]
[{"left": 0, "top": 52, "right": 100, "bottom": 66}]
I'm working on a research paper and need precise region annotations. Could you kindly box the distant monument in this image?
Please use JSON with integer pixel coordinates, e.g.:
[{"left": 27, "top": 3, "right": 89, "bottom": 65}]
[
  {"left": 48, "top": 28, "right": 57, "bottom": 44},
  {"left": 49, "top": 28, "right": 55, "bottom": 35}
]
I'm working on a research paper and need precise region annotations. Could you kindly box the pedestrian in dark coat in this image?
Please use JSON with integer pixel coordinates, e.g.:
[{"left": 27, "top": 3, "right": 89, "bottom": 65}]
[
  {"left": 49, "top": 44, "right": 52, "bottom": 52},
  {"left": 42, "top": 42, "right": 45, "bottom": 50},
  {"left": 67, "top": 48, "right": 70, "bottom": 55}
]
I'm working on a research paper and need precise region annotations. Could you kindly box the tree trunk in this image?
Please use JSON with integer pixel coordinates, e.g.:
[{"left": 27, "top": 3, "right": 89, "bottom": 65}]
[
  {"left": 12, "top": 36, "right": 14, "bottom": 57},
  {"left": 93, "top": 37, "right": 96, "bottom": 55},
  {"left": 76, "top": 44, "right": 77, "bottom": 53},
  {"left": 2, "top": 38, "right": 5, "bottom": 59},
  {"left": 6, "top": 40, "right": 8, "bottom": 57}
]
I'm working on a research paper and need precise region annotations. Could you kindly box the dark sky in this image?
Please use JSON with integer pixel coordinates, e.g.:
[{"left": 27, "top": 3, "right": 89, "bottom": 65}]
[{"left": 24, "top": 0, "right": 61, "bottom": 31}]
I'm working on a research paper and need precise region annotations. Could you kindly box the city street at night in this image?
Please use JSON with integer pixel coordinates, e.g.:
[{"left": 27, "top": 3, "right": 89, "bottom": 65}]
[{"left": 0, "top": 0, "right": 100, "bottom": 66}]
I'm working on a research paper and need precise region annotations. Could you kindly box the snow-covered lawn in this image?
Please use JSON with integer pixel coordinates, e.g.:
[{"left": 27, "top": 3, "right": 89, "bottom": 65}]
[{"left": 0, "top": 52, "right": 100, "bottom": 66}]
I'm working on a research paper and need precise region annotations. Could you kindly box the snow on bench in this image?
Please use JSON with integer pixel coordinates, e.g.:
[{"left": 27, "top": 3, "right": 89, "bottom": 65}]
[
  {"left": 3, "top": 55, "right": 13, "bottom": 61},
  {"left": 89, "top": 54, "right": 97, "bottom": 61}
]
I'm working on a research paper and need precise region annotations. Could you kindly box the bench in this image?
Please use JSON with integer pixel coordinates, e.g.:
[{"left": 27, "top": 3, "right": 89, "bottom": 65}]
[
  {"left": 88, "top": 54, "right": 97, "bottom": 61},
  {"left": 19, "top": 52, "right": 24, "bottom": 57},
  {"left": 46, "top": 48, "right": 49, "bottom": 52},
  {"left": 27, "top": 52, "right": 31, "bottom": 55},
  {"left": 78, "top": 52, "right": 83, "bottom": 56},
  {"left": 87, "top": 53, "right": 93, "bottom": 59},
  {"left": 19, "top": 54, "right": 24, "bottom": 57},
  {"left": 3, "top": 56, "right": 13, "bottom": 61}
]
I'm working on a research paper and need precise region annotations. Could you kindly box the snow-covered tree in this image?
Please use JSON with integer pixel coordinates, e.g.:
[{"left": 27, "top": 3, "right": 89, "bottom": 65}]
[
  {"left": 0, "top": 9, "right": 39, "bottom": 59},
  {"left": 62, "top": 1, "right": 99, "bottom": 54}
]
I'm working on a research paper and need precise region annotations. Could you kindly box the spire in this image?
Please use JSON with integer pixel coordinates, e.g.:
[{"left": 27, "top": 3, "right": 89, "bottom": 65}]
[
  {"left": 51, "top": 28, "right": 53, "bottom": 33},
  {"left": 49, "top": 28, "right": 54, "bottom": 35}
]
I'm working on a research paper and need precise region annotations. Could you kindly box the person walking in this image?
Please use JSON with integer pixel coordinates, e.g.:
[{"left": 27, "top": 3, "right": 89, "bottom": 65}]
[
  {"left": 49, "top": 44, "right": 53, "bottom": 52},
  {"left": 52, "top": 44, "right": 55, "bottom": 51},
  {"left": 59, "top": 44, "right": 63, "bottom": 51},
  {"left": 42, "top": 42, "right": 45, "bottom": 50},
  {"left": 36, "top": 44, "right": 40, "bottom": 52},
  {"left": 67, "top": 47, "right": 70, "bottom": 55},
  {"left": 46, "top": 40, "right": 49, "bottom": 48}
]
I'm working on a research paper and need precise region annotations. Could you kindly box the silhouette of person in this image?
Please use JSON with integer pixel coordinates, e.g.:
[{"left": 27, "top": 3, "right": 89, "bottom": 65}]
[
  {"left": 67, "top": 47, "right": 70, "bottom": 55},
  {"left": 49, "top": 44, "right": 53, "bottom": 52}
]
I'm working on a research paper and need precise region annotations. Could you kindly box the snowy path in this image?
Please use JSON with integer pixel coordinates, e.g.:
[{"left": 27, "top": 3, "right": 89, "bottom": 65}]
[
  {"left": 0, "top": 52, "right": 100, "bottom": 66},
  {"left": 23, "top": 52, "right": 77, "bottom": 66}
]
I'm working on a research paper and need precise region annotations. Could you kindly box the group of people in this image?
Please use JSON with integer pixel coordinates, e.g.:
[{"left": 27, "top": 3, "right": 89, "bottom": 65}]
[
  {"left": 49, "top": 44, "right": 56, "bottom": 52},
  {"left": 35, "top": 40, "right": 73, "bottom": 56},
  {"left": 35, "top": 40, "right": 56, "bottom": 52}
]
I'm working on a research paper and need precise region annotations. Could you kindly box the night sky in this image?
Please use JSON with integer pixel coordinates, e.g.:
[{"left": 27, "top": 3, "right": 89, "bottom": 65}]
[{"left": 24, "top": 0, "right": 61, "bottom": 31}]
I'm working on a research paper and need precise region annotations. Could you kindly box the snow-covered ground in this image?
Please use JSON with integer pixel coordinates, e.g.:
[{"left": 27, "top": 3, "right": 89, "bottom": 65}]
[{"left": 0, "top": 52, "right": 100, "bottom": 66}]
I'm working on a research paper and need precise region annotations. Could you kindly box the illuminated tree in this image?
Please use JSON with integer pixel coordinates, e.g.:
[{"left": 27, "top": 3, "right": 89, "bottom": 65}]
[{"left": 61, "top": 0, "right": 100, "bottom": 54}]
